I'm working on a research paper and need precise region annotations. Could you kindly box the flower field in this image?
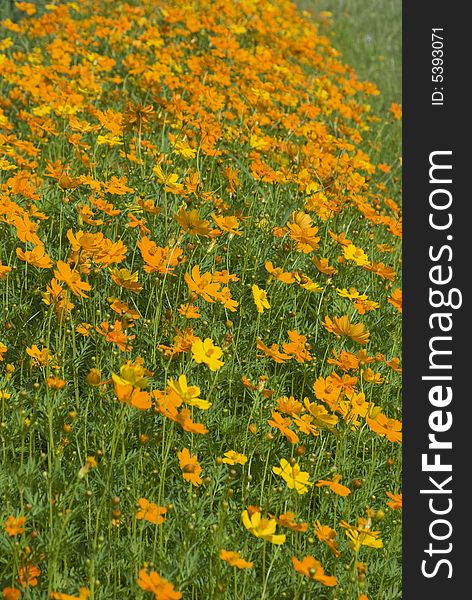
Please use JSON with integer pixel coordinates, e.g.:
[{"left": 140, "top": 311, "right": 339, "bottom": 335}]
[{"left": 0, "top": 1, "right": 402, "bottom": 598}]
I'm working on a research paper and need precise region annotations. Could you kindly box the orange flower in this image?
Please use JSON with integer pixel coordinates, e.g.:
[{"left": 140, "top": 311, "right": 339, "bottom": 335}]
[
  {"left": 282, "top": 330, "right": 312, "bottom": 363},
  {"left": 17, "top": 564, "right": 40, "bottom": 588},
  {"left": 314, "top": 522, "right": 340, "bottom": 557},
  {"left": 363, "top": 261, "right": 396, "bottom": 281},
  {"left": 96, "top": 320, "right": 135, "bottom": 352},
  {"left": 108, "top": 298, "right": 140, "bottom": 321},
  {"left": 175, "top": 409, "right": 208, "bottom": 435},
  {"left": 184, "top": 267, "right": 239, "bottom": 310},
  {"left": 388, "top": 288, "right": 402, "bottom": 312},
  {"left": 292, "top": 556, "right": 337, "bottom": 586},
  {"left": 138, "top": 237, "right": 183, "bottom": 276},
  {"left": 4, "top": 515, "right": 26, "bottom": 536},
  {"left": 26, "top": 345, "right": 54, "bottom": 368},
  {"left": 312, "top": 256, "right": 338, "bottom": 275},
  {"left": 323, "top": 315, "right": 370, "bottom": 345},
  {"left": 184, "top": 265, "right": 220, "bottom": 303},
  {"left": 256, "top": 338, "right": 292, "bottom": 363},
  {"left": 265, "top": 261, "right": 295, "bottom": 283},
  {"left": 136, "top": 498, "right": 167, "bottom": 524},
  {"left": 16, "top": 245, "right": 53, "bottom": 268},
  {"left": 316, "top": 474, "right": 351, "bottom": 497},
  {"left": 174, "top": 207, "right": 210, "bottom": 236},
  {"left": 2, "top": 588, "right": 21, "bottom": 600},
  {"left": 366, "top": 413, "right": 402, "bottom": 443},
  {"left": 115, "top": 386, "right": 152, "bottom": 410},
  {"left": 0, "top": 262, "right": 12, "bottom": 279},
  {"left": 272, "top": 511, "right": 308, "bottom": 533},
  {"left": 46, "top": 376, "right": 66, "bottom": 390},
  {"left": 386, "top": 491, "right": 402, "bottom": 510},
  {"left": 12, "top": 215, "right": 42, "bottom": 246},
  {"left": 276, "top": 396, "right": 303, "bottom": 416},
  {"left": 109, "top": 268, "right": 143, "bottom": 293},
  {"left": 103, "top": 176, "right": 133, "bottom": 195},
  {"left": 267, "top": 412, "right": 299, "bottom": 444},
  {"left": 212, "top": 213, "right": 242, "bottom": 236},
  {"left": 287, "top": 212, "right": 320, "bottom": 253},
  {"left": 76, "top": 323, "right": 93, "bottom": 337},
  {"left": 177, "top": 304, "right": 200, "bottom": 319},
  {"left": 312, "top": 376, "right": 342, "bottom": 410},
  {"left": 178, "top": 448, "right": 202, "bottom": 486},
  {"left": 54, "top": 261, "right": 91, "bottom": 298},
  {"left": 137, "top": 569, "right": 182, "bottom": 600},
  {"left": 389, "top": 102, "right": 402, "bottom": 120},
  {"left": 219, "top": 549, "right": 253, "bottom": 569}
]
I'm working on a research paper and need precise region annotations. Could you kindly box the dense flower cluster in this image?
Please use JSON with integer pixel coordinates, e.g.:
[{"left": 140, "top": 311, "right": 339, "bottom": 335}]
[{"left": 0, "top": 1, "right": 401, "bottom": 598}]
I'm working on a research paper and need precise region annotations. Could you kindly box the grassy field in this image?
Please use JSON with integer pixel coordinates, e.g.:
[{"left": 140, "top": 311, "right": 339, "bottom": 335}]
[
  {"left": 299, "top": 0, "right": 402, "bottom": 174},
  {"left": 0, "top": 1, "right": 402, "bottom": 599},
  {"left": 299, "top": 0, "right": 401, "bottom": 101}
]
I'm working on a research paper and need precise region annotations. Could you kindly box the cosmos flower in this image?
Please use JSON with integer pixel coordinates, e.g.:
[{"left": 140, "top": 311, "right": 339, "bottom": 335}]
[
  {"left": 219, "top": 550, "right": 253, "bottom": 569},
  {"left": 241, "top": 509, "right": 286, "bottom": 545},
  {"left": 323, "top": 315, "right": 370, "bottom": 345},
  {"left": 54, "top": 261, "right": 91, "bottom": 298},
  {"left": 316, "top": 474, "right": 351, "bottom": 497},
  {"left": 221, "top": 451, "right": 247, "bottom": 465},
  {"left": 4, "top": 516, "right": 26, "bottom": 536},
  {"left": 136, "top": 499, "right": 167, "bottom": 525},
  {"left": 272, "top": 459, "right": 313, "bottom": 494},
  {"left": 191, "top": 338, "right": 224, "bottom": 371},
  {"left": 252, "top": 284, "right": 270, "bottom": 313},
  {"left": 137, "top": 569, "right": 182, "bottom": 600},
  {"left": 167, "top": 375, "right": 211, "bottom": 409},
  {"left": 292, "top": 556, "right": 337, "bottom": 586},
  {"left": 178, "top": 448, "right": 203, "bottom": 486},
  {"left": 386, "top": 491, "right": 402, "bottom": 510},
  {"left": 313, "top": 522, "right": 341, "bottom": 557}
]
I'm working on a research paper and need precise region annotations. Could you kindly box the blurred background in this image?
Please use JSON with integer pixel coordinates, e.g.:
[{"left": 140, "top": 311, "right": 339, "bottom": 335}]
[{"left": 297, "top": 0, "right": 401, "bottom": 109}]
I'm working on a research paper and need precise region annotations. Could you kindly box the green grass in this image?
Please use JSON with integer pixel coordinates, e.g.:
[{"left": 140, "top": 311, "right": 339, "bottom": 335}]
[
  {"left": 298, "top": 0, "right": 402, "bottom": 172},
  {"left": 298, "top": 0, "right": 401, "bottom": 104}
]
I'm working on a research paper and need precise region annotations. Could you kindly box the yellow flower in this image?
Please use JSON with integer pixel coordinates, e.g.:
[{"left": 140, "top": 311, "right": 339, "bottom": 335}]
[
  {"left": 342, "top": 244, "right": 370, "bottom": 267},
  {"left": 272, "top": 458, "right": 313, "bottom": 494},
  {"left": 336, "top": 287, "right": 366, "bottom": 301},
  {"left": 167, "top": 375, "right": 211, "bottom": 409},
  {"left": 112, "top": 360, "right": 149, "bottom": 389},
  {"left": 252, "top": 284, "right": 270, "bottom": 313},
  {"left": 222, "top": 451, "right": 248, "bottom": 465},
  {"left": 241, "top": 510, "right": 286, "bottom": 545},
  {"left": 173, "top": 139, "right": 197, "bottom": 159},
  {"left": 340, "top": 519, "right": 383, "bottom": 551},
  {"left": 191, "top": 338, "right": 224, "bottom": 371}
]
